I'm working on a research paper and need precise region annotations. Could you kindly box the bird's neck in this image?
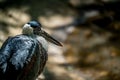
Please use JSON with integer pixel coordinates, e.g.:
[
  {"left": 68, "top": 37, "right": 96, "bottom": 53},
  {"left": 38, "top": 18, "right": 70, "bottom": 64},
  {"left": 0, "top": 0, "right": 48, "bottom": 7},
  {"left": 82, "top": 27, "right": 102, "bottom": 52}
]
[
  {"left": 36, "top": 36, "right": 48, "bottom": 51},
  {"left": 22, "top": 24, "right": 48, "bottom": 51}
]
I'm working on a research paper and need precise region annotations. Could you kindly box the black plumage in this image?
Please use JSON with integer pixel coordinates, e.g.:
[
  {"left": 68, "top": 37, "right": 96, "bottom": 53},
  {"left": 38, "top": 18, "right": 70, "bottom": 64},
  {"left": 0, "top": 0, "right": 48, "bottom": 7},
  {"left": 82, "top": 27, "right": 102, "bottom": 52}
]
[
  {"left": 0, "top": 35, "right": 47, "bottom": 80},
  {"left": 0, "top": 21, "right": 62, "bottom": 80}
]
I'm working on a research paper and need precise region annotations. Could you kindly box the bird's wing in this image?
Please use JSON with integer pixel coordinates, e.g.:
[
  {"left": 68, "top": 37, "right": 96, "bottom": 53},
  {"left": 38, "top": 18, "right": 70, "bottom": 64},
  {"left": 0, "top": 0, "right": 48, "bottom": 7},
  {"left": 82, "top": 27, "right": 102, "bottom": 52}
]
[
  {"left": 0, "top": 37, "right": 14, "bottom": 72},
  {"left": 0, "top": 35, "right": 37, "bottom": 73}
]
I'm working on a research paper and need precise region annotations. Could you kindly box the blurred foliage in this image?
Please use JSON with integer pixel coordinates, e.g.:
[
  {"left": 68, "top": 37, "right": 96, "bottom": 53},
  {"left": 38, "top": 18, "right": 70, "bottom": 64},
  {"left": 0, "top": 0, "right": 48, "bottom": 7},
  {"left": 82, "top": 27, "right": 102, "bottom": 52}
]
[{"left": 0, "top": 0, "right": 120, "bottom": 80}]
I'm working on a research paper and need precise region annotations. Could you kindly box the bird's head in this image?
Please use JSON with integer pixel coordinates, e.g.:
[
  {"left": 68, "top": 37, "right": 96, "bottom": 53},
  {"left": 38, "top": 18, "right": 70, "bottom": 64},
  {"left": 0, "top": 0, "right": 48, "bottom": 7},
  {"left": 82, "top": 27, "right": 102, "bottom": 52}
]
[{"left": 22, "top": 21, "right": 62, "bottom": 46}]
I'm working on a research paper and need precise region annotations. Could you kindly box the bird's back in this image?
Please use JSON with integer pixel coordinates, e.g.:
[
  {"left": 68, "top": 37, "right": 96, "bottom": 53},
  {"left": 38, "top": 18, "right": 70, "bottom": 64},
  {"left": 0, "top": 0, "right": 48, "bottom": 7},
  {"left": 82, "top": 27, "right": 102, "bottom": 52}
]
[{"left": 0, "top": 35, "right": 47, "bottom": 80}]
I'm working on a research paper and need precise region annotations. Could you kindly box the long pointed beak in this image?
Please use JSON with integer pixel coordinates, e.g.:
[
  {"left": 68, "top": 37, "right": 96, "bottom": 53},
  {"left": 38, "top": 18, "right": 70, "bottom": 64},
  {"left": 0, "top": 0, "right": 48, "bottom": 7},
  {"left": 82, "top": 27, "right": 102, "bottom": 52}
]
[{"left": 36, "top": 29, "right": 62, "bottom": 46}]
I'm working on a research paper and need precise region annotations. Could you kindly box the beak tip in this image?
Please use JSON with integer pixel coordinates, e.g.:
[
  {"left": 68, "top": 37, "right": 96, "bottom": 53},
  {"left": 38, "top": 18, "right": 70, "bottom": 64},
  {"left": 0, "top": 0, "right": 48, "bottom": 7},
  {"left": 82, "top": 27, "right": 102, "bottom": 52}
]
[{"left": 59, "top": 43, "right": 63, "bottom": 47}]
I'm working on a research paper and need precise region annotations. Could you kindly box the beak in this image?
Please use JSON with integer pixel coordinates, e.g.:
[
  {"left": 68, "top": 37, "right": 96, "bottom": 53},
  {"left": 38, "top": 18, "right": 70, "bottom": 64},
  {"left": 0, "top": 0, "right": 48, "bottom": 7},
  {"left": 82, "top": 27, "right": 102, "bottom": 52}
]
[{"left": 35, "top": 29, "right": 62, "bottom": 47}]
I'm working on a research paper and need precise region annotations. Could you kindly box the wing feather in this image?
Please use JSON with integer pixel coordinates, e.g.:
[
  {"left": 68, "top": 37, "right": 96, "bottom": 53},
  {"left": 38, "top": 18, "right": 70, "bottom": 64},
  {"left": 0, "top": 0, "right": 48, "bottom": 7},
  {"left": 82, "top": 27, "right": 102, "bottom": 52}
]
[
  {"left": 0, "top": 35, "right": 37, "bottom": 73},
  {"left": 9, "top": 36, "right": 37, "bottom": 70}
]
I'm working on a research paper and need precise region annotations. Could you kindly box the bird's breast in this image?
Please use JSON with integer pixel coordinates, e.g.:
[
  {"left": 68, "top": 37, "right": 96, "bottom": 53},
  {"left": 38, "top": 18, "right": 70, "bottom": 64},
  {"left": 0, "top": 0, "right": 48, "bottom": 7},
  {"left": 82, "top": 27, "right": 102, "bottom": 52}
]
[{"left": 36, "top": 36, "right": 48, "bottom": 51}]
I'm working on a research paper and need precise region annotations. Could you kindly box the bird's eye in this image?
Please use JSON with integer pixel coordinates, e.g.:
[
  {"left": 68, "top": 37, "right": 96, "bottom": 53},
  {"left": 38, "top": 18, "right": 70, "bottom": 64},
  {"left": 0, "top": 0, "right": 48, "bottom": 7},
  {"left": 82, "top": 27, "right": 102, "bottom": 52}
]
[{"left": 31, "top": 25, "right": 38, "bottom": 28}]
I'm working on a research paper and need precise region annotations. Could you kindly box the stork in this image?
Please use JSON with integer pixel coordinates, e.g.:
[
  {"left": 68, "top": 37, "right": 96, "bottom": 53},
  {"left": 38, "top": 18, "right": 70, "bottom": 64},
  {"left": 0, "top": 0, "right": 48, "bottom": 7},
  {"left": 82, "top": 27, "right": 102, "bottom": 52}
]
[{"left": 0, "top": 21, "right": 62, "bottom": 80}]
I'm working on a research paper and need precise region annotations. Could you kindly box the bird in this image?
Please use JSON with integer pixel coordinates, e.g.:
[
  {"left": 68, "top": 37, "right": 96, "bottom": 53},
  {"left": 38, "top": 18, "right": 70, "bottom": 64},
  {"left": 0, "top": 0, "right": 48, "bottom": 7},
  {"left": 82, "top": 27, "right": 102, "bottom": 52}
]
[{"left": 0, "top": 21, "right": 62, "bottom": 80}]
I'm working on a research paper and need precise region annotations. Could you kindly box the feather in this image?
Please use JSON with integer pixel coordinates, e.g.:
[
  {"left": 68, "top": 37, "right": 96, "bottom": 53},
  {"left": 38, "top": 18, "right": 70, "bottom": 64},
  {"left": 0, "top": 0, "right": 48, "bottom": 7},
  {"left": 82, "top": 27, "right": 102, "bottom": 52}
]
[{"left": 0, "top": 35, "right": 47, "bottom": 80}]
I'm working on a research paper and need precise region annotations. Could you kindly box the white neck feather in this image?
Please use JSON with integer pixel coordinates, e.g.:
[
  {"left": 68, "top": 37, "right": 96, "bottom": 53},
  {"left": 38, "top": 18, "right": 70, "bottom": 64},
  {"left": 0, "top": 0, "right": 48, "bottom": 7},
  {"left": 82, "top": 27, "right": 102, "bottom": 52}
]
[
  {"left": 22, "top": 24, "right": 33, "bottom": 35},
  {"left": 22, "top": 24, "right": 48, "bottom": 51}
]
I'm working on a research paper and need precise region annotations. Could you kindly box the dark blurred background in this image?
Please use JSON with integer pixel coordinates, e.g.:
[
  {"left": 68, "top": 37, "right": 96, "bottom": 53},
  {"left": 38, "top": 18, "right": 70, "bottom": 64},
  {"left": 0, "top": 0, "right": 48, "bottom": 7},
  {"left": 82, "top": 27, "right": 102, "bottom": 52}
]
[{"left": 0, "top": 0, "right": 120, "bottom": 80}]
